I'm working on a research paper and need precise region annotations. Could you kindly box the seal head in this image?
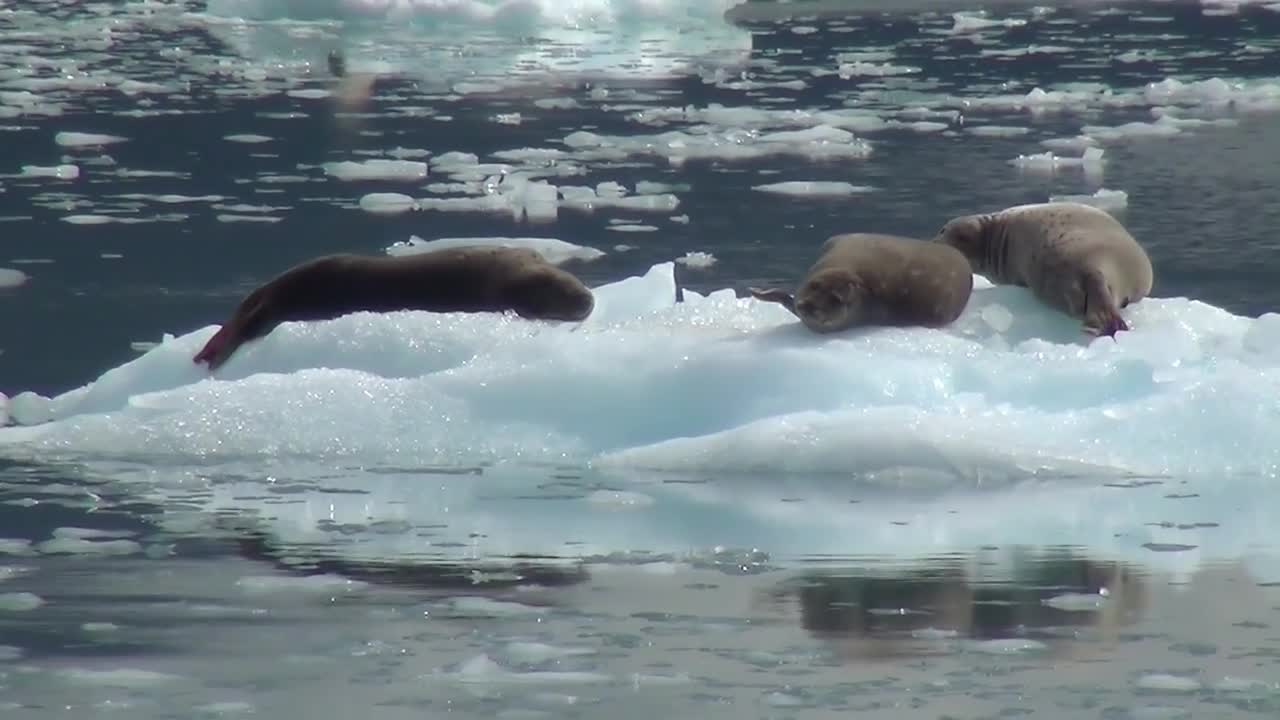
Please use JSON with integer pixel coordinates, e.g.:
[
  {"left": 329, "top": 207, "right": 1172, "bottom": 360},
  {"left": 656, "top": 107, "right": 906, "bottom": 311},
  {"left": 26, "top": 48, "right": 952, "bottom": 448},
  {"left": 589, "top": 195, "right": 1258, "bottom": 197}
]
[
  {"left": 793, "top": 268, "right": 863, "bottom": 333},
  {"left": 505, "top": 264, "right": 595, "bottom": 322}
]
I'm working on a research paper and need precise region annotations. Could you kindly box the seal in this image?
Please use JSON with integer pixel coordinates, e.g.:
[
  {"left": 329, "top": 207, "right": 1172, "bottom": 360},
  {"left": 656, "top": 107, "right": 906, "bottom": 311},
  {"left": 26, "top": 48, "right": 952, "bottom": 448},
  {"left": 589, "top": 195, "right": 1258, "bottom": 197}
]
[
  {"left": 932, "top": 201, "right": 1153, "bottom": 337},
  {"left": 193, "top": 246, "right": 595, "bottom": 371},
  {"left": 747, "top": 232, "right": 974, "bottom": 333}
]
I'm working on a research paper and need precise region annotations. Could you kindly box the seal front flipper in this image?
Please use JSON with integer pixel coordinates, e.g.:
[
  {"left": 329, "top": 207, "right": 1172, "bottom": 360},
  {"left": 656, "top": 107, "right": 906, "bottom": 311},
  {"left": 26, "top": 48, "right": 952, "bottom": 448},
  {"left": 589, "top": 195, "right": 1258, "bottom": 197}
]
[
  {"left": 747, "top": 286, "right": 798, "bottom": 316},
  {"left": 193, "top": 324, "right": 235, "bottom": 370}
]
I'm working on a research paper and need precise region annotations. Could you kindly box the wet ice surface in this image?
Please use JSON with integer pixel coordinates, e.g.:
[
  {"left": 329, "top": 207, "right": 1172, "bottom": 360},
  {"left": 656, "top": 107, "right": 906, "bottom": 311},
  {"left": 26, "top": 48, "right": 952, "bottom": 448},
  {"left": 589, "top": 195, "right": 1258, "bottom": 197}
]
[{"left": 3, "top": 0, "right": 1280, "bottom": 718}]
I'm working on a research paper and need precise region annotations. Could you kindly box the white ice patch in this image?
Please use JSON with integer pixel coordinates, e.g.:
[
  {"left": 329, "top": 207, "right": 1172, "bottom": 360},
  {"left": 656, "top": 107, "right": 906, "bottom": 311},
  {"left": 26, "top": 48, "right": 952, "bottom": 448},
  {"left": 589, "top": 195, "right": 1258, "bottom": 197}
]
[
  {"left": 54, "top": 132, "right": 127, "bottom": 148},
  {"left": 324, "top": 159, "right": 428, "bottom": 182},
  {"left": 385, "top": 235, "right": 605, "bottom": 266},
  {"left": 1049, "top": 188, "right": 1129, "bottom": 213},
  {"left": 752, "top": 181, "right": 875, "bottom": 197},
  {"left": 0, "top": 268, "right": 28, "bottom": 288},
  {"left": 0, "top": 592, "right": 44, "bottom": 611},
  {"left": 675, "top": 251, "right": 716, "bottom": 269}
]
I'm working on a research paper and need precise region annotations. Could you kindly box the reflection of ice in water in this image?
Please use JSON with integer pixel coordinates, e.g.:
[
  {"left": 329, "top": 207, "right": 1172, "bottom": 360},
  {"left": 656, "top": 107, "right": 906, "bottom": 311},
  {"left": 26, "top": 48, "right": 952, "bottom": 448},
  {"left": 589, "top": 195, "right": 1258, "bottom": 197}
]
[{"left": 201, "top": 0, "right": 754, "bottom": 84}]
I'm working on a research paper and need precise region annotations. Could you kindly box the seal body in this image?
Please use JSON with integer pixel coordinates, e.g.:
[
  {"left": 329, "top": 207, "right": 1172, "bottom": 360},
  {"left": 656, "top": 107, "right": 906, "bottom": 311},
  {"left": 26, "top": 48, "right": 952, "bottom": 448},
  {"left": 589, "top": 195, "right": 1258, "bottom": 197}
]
[
  {"left": 193, "top": 246, "right": 595, "bottom": 371},
  {"left": 932, "top": 201, "right": 1153, "bottom": 337},
  {"left": 748, "top": 233, "right": 974, "bottom": 333}
]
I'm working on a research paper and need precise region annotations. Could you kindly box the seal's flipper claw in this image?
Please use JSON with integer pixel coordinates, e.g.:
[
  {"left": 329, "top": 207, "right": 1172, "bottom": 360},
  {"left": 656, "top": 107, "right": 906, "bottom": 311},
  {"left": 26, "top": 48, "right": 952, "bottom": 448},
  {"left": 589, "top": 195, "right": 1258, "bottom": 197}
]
[
  {"left": 747, "top": 286, "right": 797, "bottom": 315},
  {"left": 193, "top": 325, "right": 232, "bottom": 371}
]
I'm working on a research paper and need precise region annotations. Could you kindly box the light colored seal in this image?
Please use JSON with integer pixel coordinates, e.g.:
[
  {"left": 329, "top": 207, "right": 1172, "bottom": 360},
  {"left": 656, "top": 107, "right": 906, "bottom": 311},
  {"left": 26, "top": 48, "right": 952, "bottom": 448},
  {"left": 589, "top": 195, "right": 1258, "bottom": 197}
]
[
  {"left": 193, "top": 246, "right": 595, "bottom": 371},
  {"left": 748, "top": 232, "right": 974, "bottom": 333},
  {"left": 932, "top": 201, "right": 1153, "bottom": 337}
]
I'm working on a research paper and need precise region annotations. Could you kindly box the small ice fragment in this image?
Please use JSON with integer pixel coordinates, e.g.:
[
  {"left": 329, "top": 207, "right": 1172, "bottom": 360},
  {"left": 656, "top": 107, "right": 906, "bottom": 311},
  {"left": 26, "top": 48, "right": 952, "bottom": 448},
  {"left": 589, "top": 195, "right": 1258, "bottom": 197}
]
[
  {"left": 504, "top": 642, "right": 595, "bottom": 664},
  {"left": 36, "top": 537, "right": 142, "bottom": 556},
  {"left": 20, "top": 164, "right": 79, "bottom": 179},
  {"left": 0, "top": 268, "right": 28, "bottom": 288},
  {"left": 58, "top": 668, "right": 182, "bottom": 687},
  {"left": 0, "top": 645, "right": 22, "bottom": 660},
  {"left": 752, "top": 181, "right": 875, "bottom": 197},
  {"left": 1041, "top": 592, "right": 1107, "bottom": 611},
  {"left": 969, "top": 638, "right": 1048, "bottom": 654},
  {"left": 1049, "top": 188, "right": 1128, "bottom": 212},
  {"left": 235, "top": 574, "right": 368, "bottom": 594},
  {"left": 358, "top": 192, "right": 417, "bottom": 215},
  {"left": 224, "top": 134, "right": 272, "bottom": 144},
  {"left": 585, "top": 490, "right": 655, "bottom": 508},
  {"left": 82, "top": 622, "right": 120, "bottom": 633},
  {"left": 980, "top": 304, "right": 1014, "bottom": 333},
  {"left": 286, "top": 88, "right": 330, "bottom": 100},
  {"left": 55, "top": 131, "right": 127, "bottom": 148},
  {"left": 0, "top": 592, "right": 44, "bottom": 611},
  {"left": 1135, "top": 673, "right": 1201, "bottom": 692},
  {"left": 676, "top": 251, "right": 717, "bottom": 269},
  {"left": 324, "top": 159, "right": 428, "bottom": 182}
]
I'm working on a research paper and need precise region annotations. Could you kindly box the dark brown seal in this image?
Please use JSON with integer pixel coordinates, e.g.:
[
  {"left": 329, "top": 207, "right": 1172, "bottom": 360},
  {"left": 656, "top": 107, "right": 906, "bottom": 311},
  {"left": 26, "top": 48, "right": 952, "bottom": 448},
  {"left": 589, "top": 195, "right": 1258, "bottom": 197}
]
[
  {"left": 193, "top": 246, "right": 595, "bottom": 371},
  {"left": 748, "top": 232, "right": 974, "bottom": 333},
  {"left": 932, "top": 201, "right": 1153, "bottom": 337}
]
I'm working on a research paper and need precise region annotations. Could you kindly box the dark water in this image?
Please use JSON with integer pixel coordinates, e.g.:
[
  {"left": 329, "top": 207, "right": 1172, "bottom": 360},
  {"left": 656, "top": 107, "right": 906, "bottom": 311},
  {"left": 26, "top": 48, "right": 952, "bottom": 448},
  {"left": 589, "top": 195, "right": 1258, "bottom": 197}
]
[{"left": 2, "top": 1, "right": 1280, "bottom": 717}]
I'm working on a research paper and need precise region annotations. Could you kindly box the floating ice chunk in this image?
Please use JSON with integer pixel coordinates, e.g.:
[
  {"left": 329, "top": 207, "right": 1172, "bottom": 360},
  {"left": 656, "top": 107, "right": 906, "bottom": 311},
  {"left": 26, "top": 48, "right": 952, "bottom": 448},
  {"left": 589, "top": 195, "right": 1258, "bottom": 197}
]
[
  {"left": 1010, "top": 147, "right": 1105, "bottom": 174},
  {"left": 286, "top": 88, "right": 330, "bottom": 100},
  {"left": 1083, "top": 117, "right": 1183, "bottom": 142},
  {"left": 19, "top": 164, "right": 78, "bottom": 179},
  {"left": 57, "top": 668, "right": 183, "bottom": 687},
  {"left": 385, "top": 235, "right": 604, "bottom": 265},
  {"left": 837, "top": 61, "right": 920, "bottom": 78},
  {"left": 586, "top": 489, "right": 655, "bottom": 509},
  {"left": 37, "top": 536, "right": 142, "bottom": 556},
  {"left": 0, "top": 540, "right": 33, "bottom": 556},
  {"left": 0, "top": 592, "right": 44, "bottom": 611},
  {"left": 676, "top": 252, "right": 717, "bottom": 269},
  {"left": 0, "top": 268, "right": 28, "bottom": 289},
  {"left": 54, "top": 131, "right": 126, "bottom": 148},
  {"left": 968, "top": 638, "right": 1048, "bottom": 654},
  {"left": 1041, "top": 592, "right": 1108, "bottom": 611},
  {"left": 607, "top": 224, "right": 657, "bottom": 232},
  {"left": 223, "top": 133, "right": 272, "bottom": 144},
  {"left": 1049, "top": 188, "right": 1129, "bottom": 213},
  {"left": 441, "top": 597, "right": 545, "bottom": 619},
  {"left": 0, "top": 645, "right": 21, "bottom": 661},
  {"left": 504, "top": 642, "right": 595, "bottom": 664},
  {"left": 1135, "top": 674, "right": 1201, "bottom": 692},
  {"left": 235, "top": 574, "right": 368, "bottom": 594},
  {"left": 1242, "top": 313, "right": 1280, "bottom": 356},
  {"left": 324, "top": 159, "right": 428, "bottom": 182},
  {"left": 82, "top": 622, "right": 120, "bottom": 633},
  {"left": 438, "top": 654, "right": 610, "bottom": 685},
  {"left": 358, "top": 192, "right": 417, "bottom": 215},
  {"left": 752, "top": 181, "right": 875, "bottom": 197},
  {"left": 1041, "top": 135, "right": 1098, "bottom": 153},
  {"left": 949, "top": 11, "right": 1028, "bottom": 34},
  {"left": 965, "top": 125, "right": 1029, "bottom": 137}
]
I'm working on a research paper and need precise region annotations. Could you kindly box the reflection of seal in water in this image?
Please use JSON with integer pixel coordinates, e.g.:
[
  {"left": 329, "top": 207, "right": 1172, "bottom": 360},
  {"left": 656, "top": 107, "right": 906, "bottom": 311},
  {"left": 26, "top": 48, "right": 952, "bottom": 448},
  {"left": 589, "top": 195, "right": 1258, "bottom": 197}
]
[
  {"left": 748, "top": 233, "right": 974, "bottom": 333},
  {"left": 193, "top": 247, "right": 595, "bottom": 371},
  {"left": 933, "top": 201, "right": 1153, "bottom": 337}
]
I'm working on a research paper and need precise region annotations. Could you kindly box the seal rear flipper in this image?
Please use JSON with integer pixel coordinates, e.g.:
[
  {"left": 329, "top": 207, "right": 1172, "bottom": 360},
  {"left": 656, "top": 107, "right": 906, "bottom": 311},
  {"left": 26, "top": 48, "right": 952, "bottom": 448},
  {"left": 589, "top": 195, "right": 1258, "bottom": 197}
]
[
  {"left": 1079, "top": 270, "right": 1128, "bottom": 339},
  {"left": 193, "top": 324, "right": 236, "bottom": 370},
  {"left": 747, "top": 286, "right": 798, "bottom": 316}
]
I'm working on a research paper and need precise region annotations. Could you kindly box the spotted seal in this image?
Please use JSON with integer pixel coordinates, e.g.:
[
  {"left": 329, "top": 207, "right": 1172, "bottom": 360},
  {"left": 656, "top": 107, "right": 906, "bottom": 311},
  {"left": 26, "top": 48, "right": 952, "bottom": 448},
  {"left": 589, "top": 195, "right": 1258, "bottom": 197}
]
[
  {"left": 933, "top": 201, "right": 1153, "bottom": 337},
  {"left": 748, "top": 232, "right": 974, "bottom": 333}
]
